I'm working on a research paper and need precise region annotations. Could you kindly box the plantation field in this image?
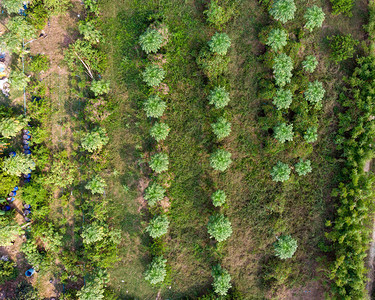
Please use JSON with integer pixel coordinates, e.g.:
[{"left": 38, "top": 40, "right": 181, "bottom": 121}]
[
  {"left": 1, "top": 0, "right": 375, "bottom": 299},
  {"left": 100, "top": 0, "right": 368, "bottom": 298}
]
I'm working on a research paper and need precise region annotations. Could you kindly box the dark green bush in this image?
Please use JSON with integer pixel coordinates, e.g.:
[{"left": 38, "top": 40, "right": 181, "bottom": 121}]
[
  {"left": 29, "top": 54, "right": 50, "bottom": 73},
  {"left": 328, "top": 34, "right": 359, "bottom": 63},
  {"left": 329, "top": 0, "right": 354, "bottom": 17}
]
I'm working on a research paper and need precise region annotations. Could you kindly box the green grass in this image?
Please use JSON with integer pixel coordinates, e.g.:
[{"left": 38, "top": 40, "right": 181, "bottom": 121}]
[{"left": 100, "top": 0, "right": 368, "bottom": 298}]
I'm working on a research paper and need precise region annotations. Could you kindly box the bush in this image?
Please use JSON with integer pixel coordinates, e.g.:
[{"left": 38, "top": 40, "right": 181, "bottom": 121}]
[
  {"left": 204, "top": 1, "right": 234, "bottom": 29},
  {"left": 295, "top": 159, "right": 312, "bottom": 176},
  {"left": 29, "top": 54, "right": 50, "bottom": 73},
  {"left": 274, "top": 123, "right": 293, "bottom": 143},
  {"left": 139, "top": 28, "right": 164, "bottom": 54},
  {"left": 81, "top": 222, "right": 105, "bottom": 244},
  {"left": 208, "top": 86, "right": 230, "bottom": 109},
  {"left": 81, "top": 127, "right": 109, "bottom": 152},
  {"left": 304, "top": 80, "right": 325, "bottom": 107},
  {"left": 144, "top": 182, "right": 166, "bottom": 207},
  {"left": 273, "top": 53, "right": 293, "bottom": 87},
  {"left": 304, "top": 6, "right": 325, "bottom": 32},
  {"left": 266, "top": 28, "right": 288, "bottom": 52},
  {"left": 302, "top": 55, "right": 318, "bottom": 73},
  {"left": 304, "top": 126, "right": 318, "bottom": 143},
  {"left": 274, "top": 235, "right": 298, "bottom": 259},
  {"left": 85, "top": 175, "right": 107, "bottom": 195},
  {"left": 208, "top": 32, "right": 231, "bottom": 55},
  {"left": 328, "top": 34, "right": 359, "bottom": 63},
  {"left": 207, "top": 214, "right": 233, "bottom": 242},
  {"left": 79, "top": 20, "right": 103, "bottom": 45},
  {"left": 27, "top": 0, "right": 48, "bottom": 31},
  {"left": 212, "top": 264, "right": 232, "bottom": 296},
  {"left": 142, "top": 65, "right": 166, "bottom": 87},
  {"left": 211, "top": 117, "right": 231, "bottom": 140},
  {"left": 330, "top": 0, "right": 354, "bottom": 16},
  {"left": 90, "top": 80, "right": 110, "bottom": 96},
  {"left": 0, "top": 115, "right": 29, "bottom": 138},
  {"left": 9, "top": 70, "right": 30, "bottom": 91},
  {"left": 0, "top": 218, "right": 23, "bottom": 246},
  {"left": 211, "top": 190, "right": 227, "bottom": 207},
  {"left": 271, "top": 161, "right": 291, "bottom": 182},
  {"left": 0, "top": 172, "right": 18, "bottom": 198},
  {"left": 210, "top": 149, "right": 232, "bottom": 171},
  {"left": 150, "top": 122, "right": 170, "bottom": 142},
  {"left": 144, "top": 95, "right": 167, "bottom": 118},
  {"left": 272, "top": 88, "right": 293, "bottom": 110},
  {"left": 269, "top": 0, "right": 297, "bottom": 24},
  {"left": 1, "top": 0, "right": 23, "bottom": 14},
  {"left": 3, "top": 154, "right": 35, "bottom": 177},
  {"left": 149, "top": 153, "right": 169, "bottom": 173},
  {"left": 146, "top": 215, "right": 170, "bottom": 238},
  {"left": 0, "top": 259, "right": 17, "bottom": 284},
  {"left": 144, "top": 256, "right": 167, "bottom": 285},
  {"left": 76, "top": 279, "right": 105, "bottom": 300},
  {"left": 196, "top": 47, "right": 230, "bottom": 79}
]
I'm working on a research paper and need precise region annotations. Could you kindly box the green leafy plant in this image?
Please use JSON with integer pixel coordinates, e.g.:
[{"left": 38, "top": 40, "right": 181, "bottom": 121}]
[
  {"left": 274, "top": 235, "right": 298, "bottom": 259},
  {"left": 139, "top": 28, "right": 164, "bottom": 54},
  {"left": 272, "top": 88, "right": 293, "bottom": 110},
  {"left": 0, "top": 115, "right": 29, "bottom": 138},
  {"left": 211, "top": 264, "right": 232, "bottom": 296},
  {"left": 211, "top": 117, "right": 231, "bottom": 140},
  {"left": 273, "top": 53, "right": 293, "bottom": 87},
  {"left": 304, "top": 80, "right": 325, "bottom": 107},
  {"left": 304, "top": 6, "right": 325, "bottom": 32},
  {"left": 85, "top": 175, "right": 107, "bottom": 194},
  {"left": 144, "top": 256, "right": 167, "bottom": 285},
  {"left": 79, "top": 20, "right": 103, "bottom": 44},
  {"left": 274, "top": 123, "right": 293, "bottom": 143},
  {"left": 43, "top": 0, "right": 72, "bottom": 15},
  {"left": 330, "top": 0, "right": 354, "bottom": 17},
  {"left": 304, "top": 126, "right": 318, "bottom": 143},
  {"left": 26, "top": 0, "right": 48, "bottom": 31},
  {"left": 207, "top": 214, "right": 233, "bottom": 242},
  {"left": 83, "top": 0, "right": 99, "bottom": 14},
  {"left": 144, "top": 182, "right": 166, "bottom": 207},
  {"left": 9, "top": 70, "right": 30, "bottom": 91},
  {"left": 149, "top": 153, "right": 169, "bottom": 173},
  {"left": 0, "top": 218, "right": 23, "bottom": 246},
  {"left": 271, "top": 161, "right": 291, "bottom": 182},
  {"left": 3, "top": 154, "right": 35, "bottom": 177},
  {"left": 295, "top": 159, "right": 312, "bottom": 176},
  {"left": 81, "top": 127, "right": 109, "bottom": 152},
  {"left": 328, "top": 34, "right": 359, "bottom": 63},
  {"left": 144, "top": 95, "right": 167, "bottom": 118},
  {"left": 0, "top": 259, "right": 18, "bottom": 284},
  {"left": 29, "top": 54, "right": 50, "bottom": 73},
  {"left": 1, "top": 0, "right": 23, "bottom": 14},
  {"left": 146, "top": 215, "right": 170, "bottom": 238},
  {"left": 81, "top": 222, "right": 106, "bottom": 244},
  {"left": 210, "top": 149, "right": 232, "bottom": 171},
  {"left": 150, "top": 122, "right": 170, "bottom": 142},
  {"left": 269, "top": 0, "right": 297, "bottom": 24},
  {"left": 77, "top": 275, "right": 106, "bottom": 300},
  {"left": 196, "top": 47, "right": 230, "bottom": 79},
  {"left": 204, "top": 1, "right": 234, "bottom": 29},
  {"left": 266, "top": 28, "right": 288, "bottom": 52},
  {"left": 90, "top": 80, "right": 110, "bottom": 96},
  {"left": 211, "top": 190, "right": 227, "bottom": 207},
  {"left": 208, "top": 86, "right": 230, "bottom": 109},
  {"left": 208, "top": 32, "right": 231, "bottom": 55},
  {"left": 302, "top": 55, "right": 318, "bottom": 73},
  {"left": 142, "top": 65, "right": 166, "bottom": 87}
]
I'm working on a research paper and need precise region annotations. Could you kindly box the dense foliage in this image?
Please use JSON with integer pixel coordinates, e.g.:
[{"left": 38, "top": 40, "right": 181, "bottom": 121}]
[
  {"left": 274, "top": 235, "right": 298, "bottom": 259},
  {"left": 150, "top": 122, "right": 170, "bottom": 142},
  {"left": 144, "top": 95, "right": 167, "bottom": 118},
  {"left": 211, "top": 190, "right": 227, "bottom": 207},
  {"left": 85, "top": 175, "right": 107, "bottom": 195},
  {"left": 3, "top": 154, "right": 35, "bottom": 176},
  {"left": 144, "top": 182, "right": 166, "bottom": 207},
  {"left": 0, "top": 116, "right": 29, "bottom": 138},
  {"left": 302, "top": 55, "right": 318, "bottom": 73},
  {"left": 90, "top": 80, "right": 110, "bottom": 96},
  {"left": 266, "top": 28, "right": 288, "bottom": 52},
  {"left": 269, "top": 0, "right": 296, "bottom": 24},
  {"left": 273, "top": 88, "right": 293, "bottom": 110},
  {"left": 209, "top": 149, "right": 232, "bottom": 171},
  {"left": 1, "top": 0, "right": 23, "bottom": 14},
  {"left": 330, "top": 0, "right": 354, "bottom": 17},
  {"left": 211, "top": 117, "right": 231, "bottom": 140},
  {"left": 9, "top": 70, "right": 30, "bottom": 91},
  {"left": 208, "top": 32, "right": 231, "bottom": 55},
  {"left": 304, "top": 6, "right": 325, "bottom": 32},
  {"left": 142, "top": 65, "right": 166, "bottom": 87},
  {"left": 328, "top": 34, "right": 359, "bottom": 63},
  {"left": 204, "top": 1, "right": 234, "bottom": 29},
  {"left": 81, "top": 127, "right": 109, "bottom": 152},
  {"left": 304, "top": 80, "right": 325, "bottom": 107},
  {"left": 139, "top": 28, "right": 164, "bottom": 54},
  {"left": 304, "top": 126, "right": 318, "bottom": 143},
  {"left": 149, "top": 153, "right": 169, "bottom": 173},
  {"left": 208, "top": 86, "right": 230, "bottom": 109},
  {"left": 294, "top": 159, "right": 312, "bottom": 176},
  {"left": 274, "top": 123, "right": 293, "bottom": 143},
  {"left": 273, "top": 53, "right": 293, "bottom": 87},
  {"left": 146, "top": 215, "right": 170, "bottom": 238},
  {"left": 211, "top": 264, "right": 232, "bottom": 296},
  {"left": 144, "top": 256, "right": 167, "bottom": 285},
  {"left": 207, "top": 214, "right": 233, "bottom": 242},
  {"left": 270, "top": 161, "right": 291, "bottom": 182}
]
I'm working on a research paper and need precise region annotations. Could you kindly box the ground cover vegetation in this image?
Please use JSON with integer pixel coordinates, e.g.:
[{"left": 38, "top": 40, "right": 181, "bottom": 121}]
[{"left": 0, "top": 0, "right": 373, "bottom": 298}]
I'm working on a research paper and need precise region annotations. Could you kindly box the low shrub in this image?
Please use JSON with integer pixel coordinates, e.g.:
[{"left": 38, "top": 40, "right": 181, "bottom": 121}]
[
  {"left": 144, "top": 182, "right": 166, "bottom": 207},
  {"left": 144, "top": 95, "right": 167, "bottom": 118},
  {"left": 208, "top": 32, "right": 231, "bottom": 55},
  {"left": 211, "top": 117, "right": 231, "bottom": 140},
  {"left": 272, "top": 88, "right": 293, "bottom": 110},
  {"left": 144, "top": 256, "right": 167, "bottom": 285},
  {"left": 210, "top": 149, "right": 232, "bottom": 171},
  {"left": 207, "top": 214, "right": 233, "bottom": 242},
  {"left": 211, "top": 264, "right": 232, "bottom": 296},
  {"left": 266, "top": 28, "right": 288, "bottom": 52},
  {"left": 150, "top": 122, "right": 170, "bottom": 142},
  {"left": 330, "top": 0, "right": 354, "bottom": 17},
  {"left": 81, "top": 127, "right": 109, "bottom": 153},
  {"left": 149, "top": 153, "right": 169, "bottom": 173},
  {"left": 269, "top": 0, "right": 296, "bottom": 24},
  {"left": 142, "top": 65, "right": 166, "bottom": 87},
  {"left": 273, "top": 123, "right": 293, "bottom": 143},
  {"left": 304, "top": 6, "right": 325, "bottom": 32},
  {"left": 204, "top": 1, "right": 235, "bottom": 29},
  {"left": 196, "top": 47, "right": 230, "bottom": 79},
  {"left": 328, "top": 34, "right": 359, "bottom": 63},
  {"left": 211, "top": 190, "right": 227, "bottom": 207},
  {"left": 208, "top": 86, "right": 230, "bottom": 109},
  {"left": 302, "top": 55, "right": 318, "bottom": 73},
  {"left": 146, "top": 215, "right": 170, "bottom": 238},
  {"left": 270, "top": 161, "right": 291, "bottom": 182},
  {"left": 274, "top": 235, "right": 298, "bottom": 259}
]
